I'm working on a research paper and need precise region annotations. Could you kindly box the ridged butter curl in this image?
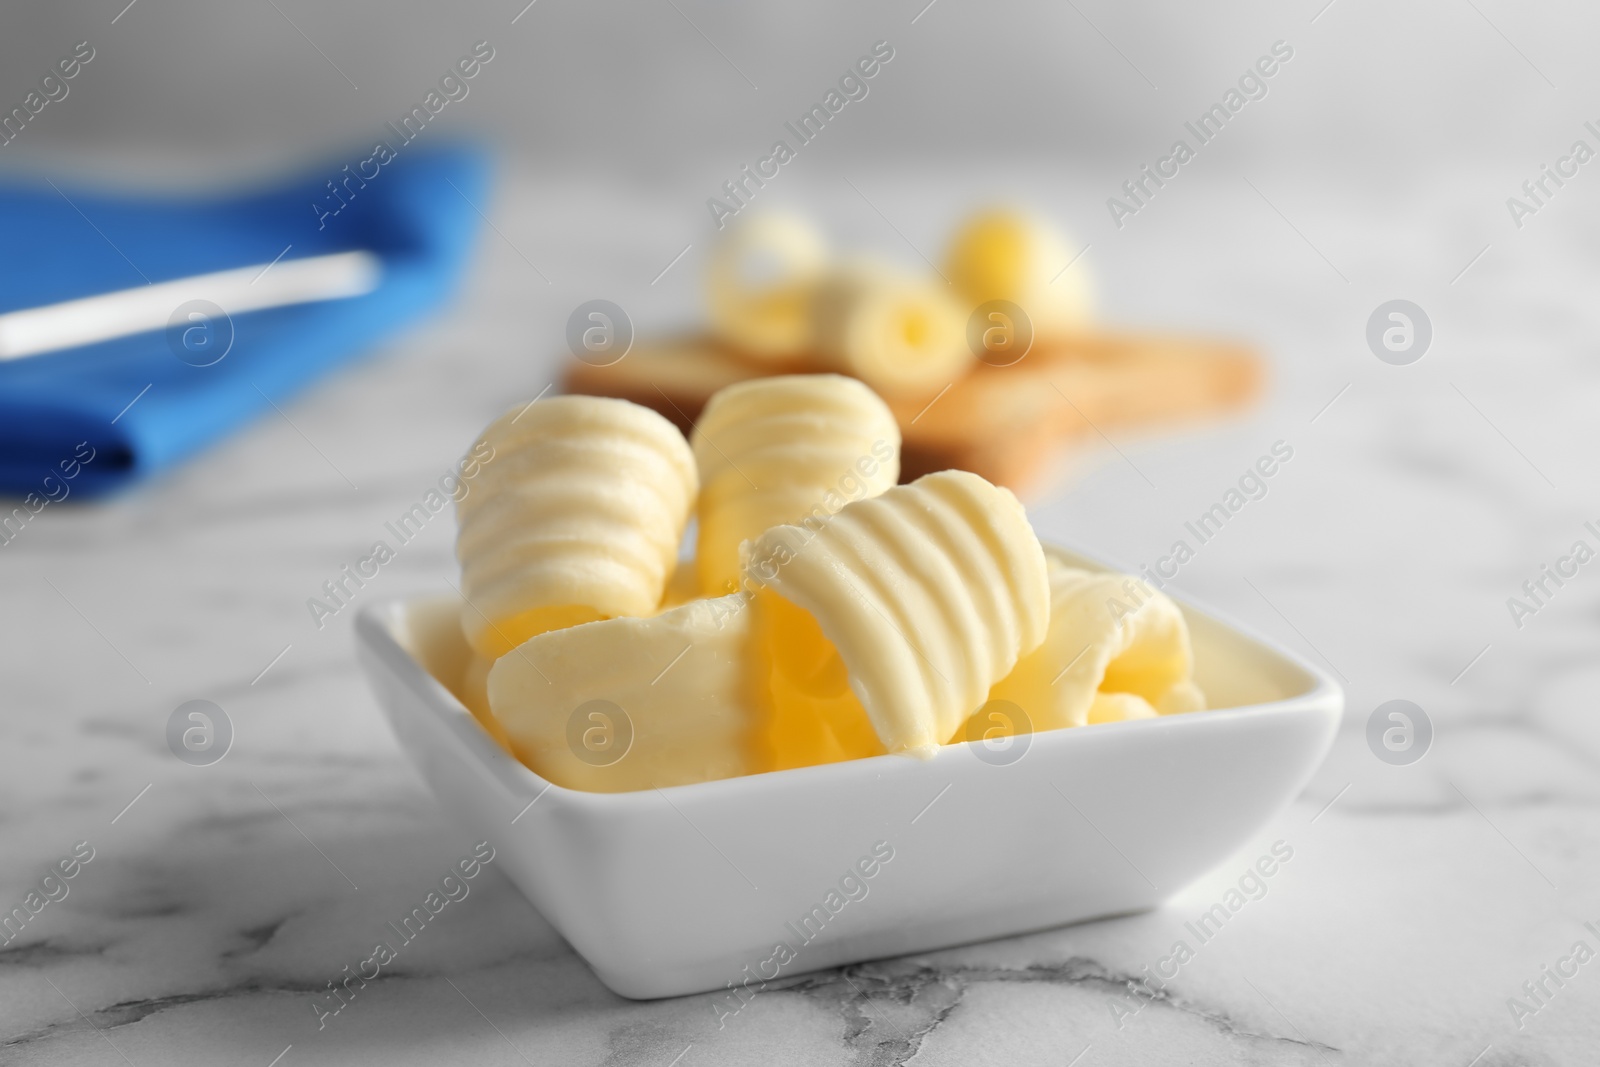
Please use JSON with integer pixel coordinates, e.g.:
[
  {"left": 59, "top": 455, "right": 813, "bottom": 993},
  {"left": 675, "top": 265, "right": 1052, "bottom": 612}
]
[
  {"left": 454, "top": 395, "right": 697, "bottom": 658},
  {"left": 488, "top": 593, "right": 759, "bottom": 792},
  {"left": 692, "top": 374, "right": 901, "bottom": 596},
  {"left": 745, "top": 469, "right": 1049, "bottom": 755},
  {"left": 707, "top": 214, "right": 828, "bottom": 360},
  {"left": 988, "top": 557, "right": 1204, "bottom": 730},
  {"left": 811, "top": 261, "right": 970, "bottom": 393},
  {"left": 943, "top": 208, "right": 1093, "bottom": 338}
]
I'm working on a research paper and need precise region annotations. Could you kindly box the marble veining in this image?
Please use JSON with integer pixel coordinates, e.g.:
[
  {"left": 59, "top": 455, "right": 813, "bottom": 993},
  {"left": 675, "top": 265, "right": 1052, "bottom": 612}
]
[{"left": 3, "top": 163, "right": 1600, "bottom": 1066}]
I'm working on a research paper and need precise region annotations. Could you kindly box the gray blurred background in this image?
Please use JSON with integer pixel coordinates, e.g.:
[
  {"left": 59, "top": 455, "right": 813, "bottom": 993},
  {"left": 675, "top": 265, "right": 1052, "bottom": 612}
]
[
  {"left": 6, "top": 0, "right": 1592, "bottom": 340},
  {"left": 2, "top": 0, "right": 1588, "bottom": 188}
]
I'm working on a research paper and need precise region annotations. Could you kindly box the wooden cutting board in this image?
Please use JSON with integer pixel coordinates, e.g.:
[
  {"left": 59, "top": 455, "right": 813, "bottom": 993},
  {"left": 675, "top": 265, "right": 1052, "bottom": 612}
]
[{"left": 564, "top": 332, "right": 1261, "bottom": 495}]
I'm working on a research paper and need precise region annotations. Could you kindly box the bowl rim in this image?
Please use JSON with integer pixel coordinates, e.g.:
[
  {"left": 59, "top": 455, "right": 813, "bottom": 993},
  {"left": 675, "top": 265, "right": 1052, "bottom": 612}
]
[{"left": 355, "top": 542, "right": 1344, "bottom": 811}]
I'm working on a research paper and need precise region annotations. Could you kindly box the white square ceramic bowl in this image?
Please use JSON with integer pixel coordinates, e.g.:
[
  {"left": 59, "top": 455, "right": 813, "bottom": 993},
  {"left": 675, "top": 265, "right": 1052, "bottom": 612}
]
[{"left": 354, "top": 545, "right": 1341, "bottom": 1000}]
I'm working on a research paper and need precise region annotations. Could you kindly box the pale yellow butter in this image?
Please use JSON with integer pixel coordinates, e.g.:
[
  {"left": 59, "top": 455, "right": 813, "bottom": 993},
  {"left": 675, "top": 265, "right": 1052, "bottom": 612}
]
[
  {"left": 692, "top": 374, "right": 900, "bottom": 597},
  {"left": 457, "top": 653, "right": 515, "bottom": 753},
  {"left": 988, "top": 558, "right": 1204, "bottom": 731},
  {"left": 707, "top": 214, "right": 828, "bottom": 360},
  {"left": 811, "top": 261, "right": 970, "bottom": 393},
  {"left": 944, "top": 208, "right": 1092, "bottom": 338},
  {"left": 746, "top": 469, "right": 1050, "bottom": 756},
  {"left": 487, "top": 594, "right": 760, "bottom": 792},
  {"left": 454, "top": 396, "right": 698, "bottom": 659}
]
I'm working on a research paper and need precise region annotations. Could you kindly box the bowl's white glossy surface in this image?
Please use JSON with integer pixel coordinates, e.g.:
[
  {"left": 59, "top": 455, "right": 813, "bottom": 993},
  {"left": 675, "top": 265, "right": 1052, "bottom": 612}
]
[{"left": 354, "top": 546, "right": 1342, "bottom": 999}]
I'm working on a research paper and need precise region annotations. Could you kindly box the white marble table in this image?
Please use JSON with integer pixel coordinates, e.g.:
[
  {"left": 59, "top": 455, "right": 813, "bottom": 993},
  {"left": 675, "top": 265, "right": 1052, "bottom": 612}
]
[{"left": 4, "top": 162, "right": 1599, "bottom": 1066}]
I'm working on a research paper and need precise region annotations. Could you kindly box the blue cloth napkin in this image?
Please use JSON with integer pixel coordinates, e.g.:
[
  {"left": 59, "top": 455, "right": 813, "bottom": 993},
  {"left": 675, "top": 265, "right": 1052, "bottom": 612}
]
[{"left": 0, "top": 144, "right": 487, "bottom": 498}]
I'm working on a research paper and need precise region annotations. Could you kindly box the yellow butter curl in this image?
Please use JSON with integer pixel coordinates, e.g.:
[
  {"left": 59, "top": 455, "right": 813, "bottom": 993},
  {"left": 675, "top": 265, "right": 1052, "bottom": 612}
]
[
  {"left": 488, "top": 593, "right": 760, "bottom": 792},
  {"left": 746, "top": 469, "right": 1049, "bottom": 755},
  {"left": 454, "top": 395, "right": 697, "bottom": 659},
  {"left": 707, "top": 213, "right": 828, "bottom": 360},
  {"left": 811, "top": 261, "right": 970, "bottom": 393},
  {"left": 988, "top": 558, "right": 1204, "bottom": 731},
  {"left": 944, "top": 208, "right": 1092, "bottom": 340},
  {"left": 692, "top": 374, "right": 900, "bottom": 596}
]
